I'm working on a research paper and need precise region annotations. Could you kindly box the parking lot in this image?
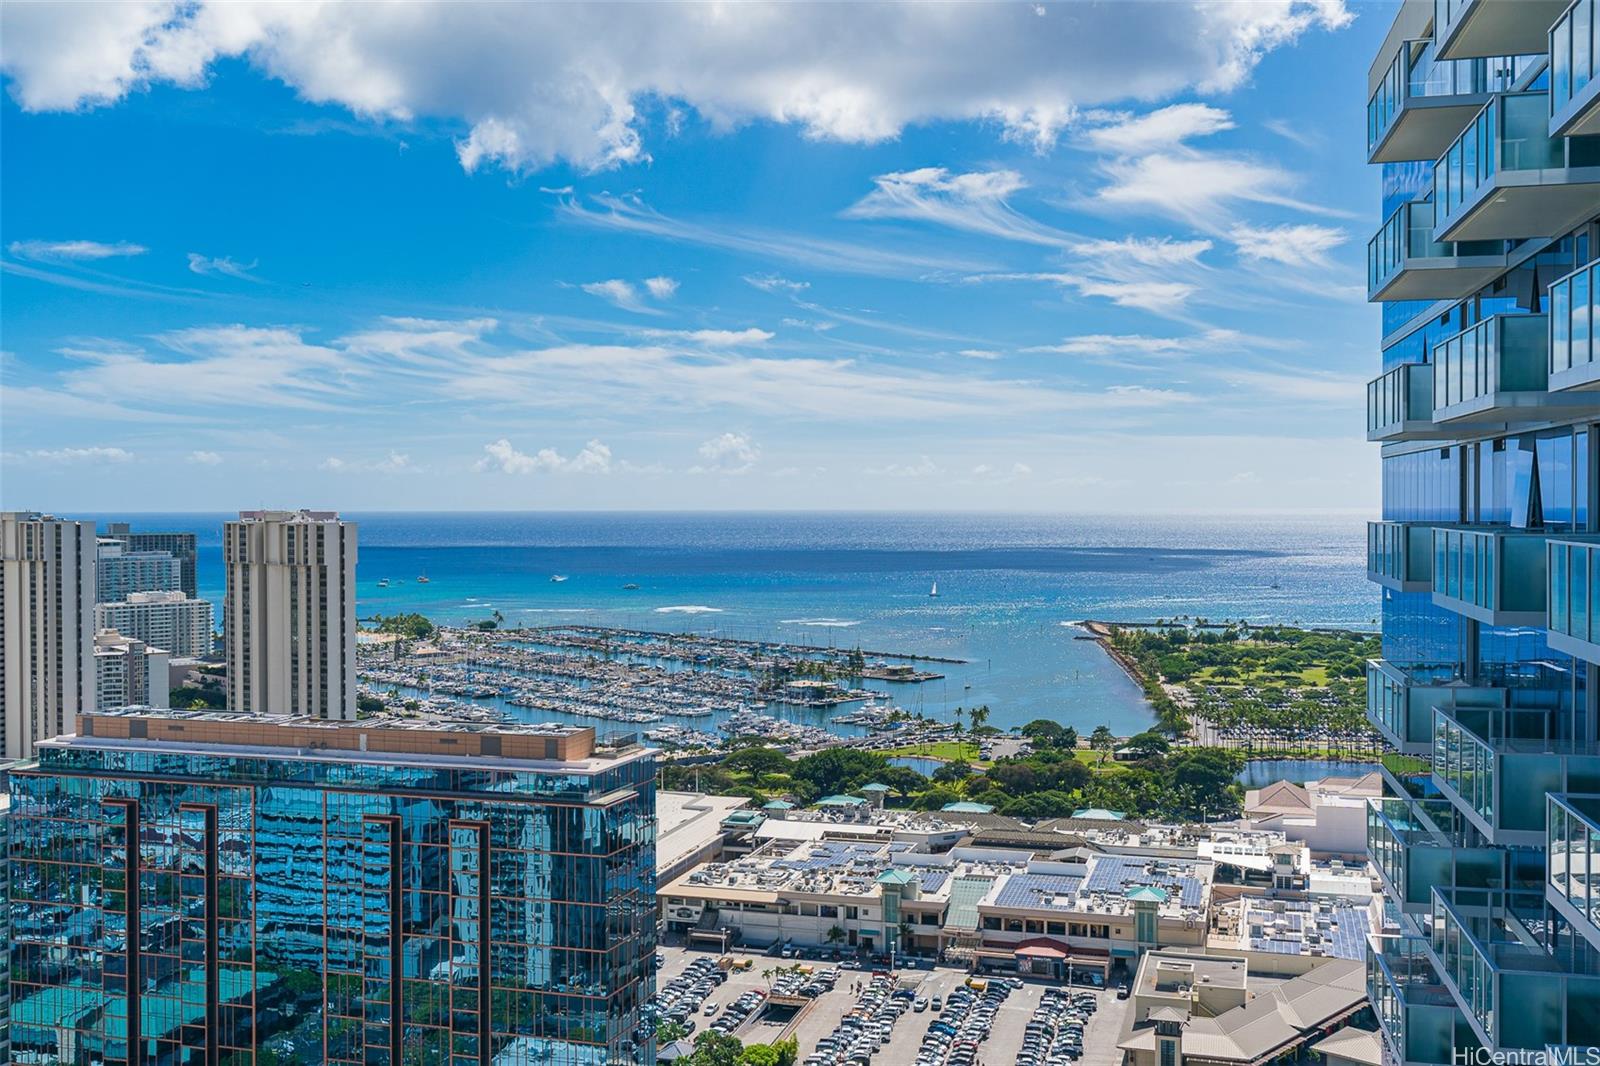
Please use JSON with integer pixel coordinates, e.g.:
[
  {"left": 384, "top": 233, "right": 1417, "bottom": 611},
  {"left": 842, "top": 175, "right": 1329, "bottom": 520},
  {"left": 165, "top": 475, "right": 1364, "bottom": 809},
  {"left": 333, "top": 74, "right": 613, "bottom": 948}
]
[{"left": 650, "top": 944, "right": 1131, "bottom": 1065}]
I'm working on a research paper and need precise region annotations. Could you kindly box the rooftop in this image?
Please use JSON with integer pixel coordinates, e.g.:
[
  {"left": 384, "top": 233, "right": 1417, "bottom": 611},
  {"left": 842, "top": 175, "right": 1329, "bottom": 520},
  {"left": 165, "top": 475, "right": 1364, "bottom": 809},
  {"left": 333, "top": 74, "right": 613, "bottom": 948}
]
[
  {"left": 51, "top": 707, "right": 651, "bottom": 772},
  {"left": 657, "top": 791, "right": 751, "bottom": 876}
]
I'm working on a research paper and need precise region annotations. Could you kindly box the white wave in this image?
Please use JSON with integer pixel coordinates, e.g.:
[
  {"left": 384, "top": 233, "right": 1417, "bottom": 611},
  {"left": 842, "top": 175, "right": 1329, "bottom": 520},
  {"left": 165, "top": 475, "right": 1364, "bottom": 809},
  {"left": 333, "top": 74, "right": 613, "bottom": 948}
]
[
  {"left": 654, "top": 605, "right": 724, "bottom": 614},
  {"left": 779, "top": 617, "right": 861, "bottom": 628}
]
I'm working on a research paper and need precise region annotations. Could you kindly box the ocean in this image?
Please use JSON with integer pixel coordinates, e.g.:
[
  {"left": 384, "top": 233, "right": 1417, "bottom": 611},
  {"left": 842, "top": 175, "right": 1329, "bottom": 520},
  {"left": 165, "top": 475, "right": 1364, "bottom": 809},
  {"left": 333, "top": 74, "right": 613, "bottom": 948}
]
[{"left": 91, "top": 512, "right": 1375, "bottom": 737}]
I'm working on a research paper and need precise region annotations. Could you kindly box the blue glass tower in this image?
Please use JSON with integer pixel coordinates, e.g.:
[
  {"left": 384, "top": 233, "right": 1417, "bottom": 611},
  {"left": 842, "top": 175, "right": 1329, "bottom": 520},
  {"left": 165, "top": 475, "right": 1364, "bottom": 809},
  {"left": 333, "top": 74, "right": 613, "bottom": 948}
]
[
  {"left": 5, "top": 708, "right": 656, "bottom": 1065},
  {"left": 1364, "top": 0, "right": 1600, "bottom": 1060}
]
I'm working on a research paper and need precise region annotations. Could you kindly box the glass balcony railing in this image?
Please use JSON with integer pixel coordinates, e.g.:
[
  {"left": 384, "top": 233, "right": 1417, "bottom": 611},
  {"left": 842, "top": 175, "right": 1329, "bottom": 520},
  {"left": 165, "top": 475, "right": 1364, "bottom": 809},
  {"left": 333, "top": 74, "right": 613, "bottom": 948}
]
[
  {"left": 1369, "top": 795, "right": 1504, "bottom": 911},
  {"left": 1367, "top": 199, "right": 1510, "bottom": 301},
  {"left": 1435, "top": 0, "right": 1571, "bottom": 60},
  {"left": 1367, "top": 658, "right": 1508, "bottom": 753},
  {"left": 1368, "top": 522, "right": 1435, "bottom": 590},
  {"left": 1368, "top": 934, "right": 1459, "bottom": 1066},
  {"left": 1432, "top": 527, "right": 1554, "bottom": 624},
  {"left": 1368, "top": 39, "right": 1532, "bottom": 162},
  {"left": 1552, "top": 0, "right": 1600, "bottom": 137},
  {"left": 1434, "top": 92, "right": 1600, "bottom": 241},
  {"left": 1549, "top": 793, "right": 1600, "bottom": 952},
  {"left": 1549, "top": 258, "right": 1600, "bottom": 391},
  {"left": 1429, "top": 886, "right": 1600, "bottom": 1051},
  {"left": 1432, "top": 314, "right": 1549, "bottom": 418},
  {"left": 1547, "top": 538, "right": 1600, "bottom": 662},
  {"left": 1366, "top": 365, "right": 1439, "bottom": 441},
  {"left": 1433, "top": 703, "right": 1600, "bottom": 840}
]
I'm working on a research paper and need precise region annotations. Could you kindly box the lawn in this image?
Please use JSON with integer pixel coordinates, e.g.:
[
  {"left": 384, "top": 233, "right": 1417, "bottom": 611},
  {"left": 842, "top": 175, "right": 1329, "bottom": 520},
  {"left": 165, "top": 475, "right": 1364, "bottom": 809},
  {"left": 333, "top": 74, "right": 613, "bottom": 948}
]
[{"left": 874, "top": 741, "right": 982, "bottom": 763}]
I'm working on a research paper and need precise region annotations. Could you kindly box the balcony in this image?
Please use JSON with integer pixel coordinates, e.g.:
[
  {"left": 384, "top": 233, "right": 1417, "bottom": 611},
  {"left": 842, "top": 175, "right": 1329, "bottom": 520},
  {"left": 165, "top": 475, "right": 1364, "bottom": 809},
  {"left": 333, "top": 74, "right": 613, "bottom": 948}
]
[
  {"left": 1366, "top": 365, "right": 1451, "bottom": 442},
  {"left": 1551, "top": 0, "right": 1600, "bottom": 137},
  {"left": 1367, "top": 658, "right": 1508, "bottom": 753},
  {"left": 1427, "top": 886, "right": 1600, "bottom": 1052},
  {"left": 1368, "top": 795, "right": 1505, "bottom": 912},
  {"left": 1434, "top": 0, "right": 1572, "bottom": 60},
  {"left": 1367, "top": 934, "right": 1463, "bottom": 1066},
  {"left": 1549, "top": 258, "right": 1600, "bottom": 392},
  {"left": 1367, "top": 199, "right": 1510, "bottom": 301},
  {"left": 1433, "top": 703, "right": 1600, "bottom": 845},
  {"left": 1549, "top": 793, "right": 1600, "bottom": 953},
  {"left": 1547, "top": 537, "right": 1600, "bottom": 663},
  {"left": 1434, "top": 92, "right": 1600, "bottom": 243},
  {"left": 1368, "top": 522, "right": 1436, "bottom": 592},
  {"left": 1431, "top": 526, "right": 1557, "bottom": 625},
  {"left": 1433, "top": 312, "right": 1600, "bottom": 426},
  {"left": 1368, "top": 40, "right": 1532, "bottom": 163}
]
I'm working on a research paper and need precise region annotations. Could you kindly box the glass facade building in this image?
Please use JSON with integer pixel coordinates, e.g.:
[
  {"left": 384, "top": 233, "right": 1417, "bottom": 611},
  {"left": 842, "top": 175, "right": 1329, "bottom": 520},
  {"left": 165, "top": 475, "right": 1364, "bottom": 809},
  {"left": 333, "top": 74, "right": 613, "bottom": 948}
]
[
  {"left": 5, "top": 709, "right": 657, "bottom": 1066},
  {"left": 1365, "top": 1, "right": 1600, "bottom": 1062}
]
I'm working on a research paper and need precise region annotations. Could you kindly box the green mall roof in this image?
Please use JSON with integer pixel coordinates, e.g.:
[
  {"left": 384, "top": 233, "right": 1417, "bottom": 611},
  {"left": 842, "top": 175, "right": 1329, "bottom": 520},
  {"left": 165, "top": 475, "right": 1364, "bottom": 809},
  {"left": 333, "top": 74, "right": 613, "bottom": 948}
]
[
  {"left": 942, "top": 801, "right": 996, "bottom": 813},
  {"left": 763, "top": 799, "right": 796, "bottom": 809},
  {"left": 876, "top": 869, "right": 918, "bottom": 885},
  {"left": 1071, "top": 807, "right": 1126, "bottom": 820},
  {"left": 859, "top": 782, "right": 892, "bottom": 792},
  {"left": 1126, "top": 886, "right": 1169, "bottom": 903},
  {"left": 817, "top": 794, "right": 867, "bottom": 806}
]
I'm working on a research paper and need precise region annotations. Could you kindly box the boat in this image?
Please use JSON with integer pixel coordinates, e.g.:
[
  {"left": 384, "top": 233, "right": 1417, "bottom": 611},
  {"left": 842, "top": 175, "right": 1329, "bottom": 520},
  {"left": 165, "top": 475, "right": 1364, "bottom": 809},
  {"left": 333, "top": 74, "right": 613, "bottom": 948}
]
[
  {"left": 418, "top": 573, "right": 431, "bottom": 584},
  {"left": 623, "top": 583, "right": 640, "bottom": 590},
  {"left": 377, "top": 579, "right": 390, "bottom": 588},
  {"left": 550, "top": 575, "right": 568, "bottom": 583},
  {"left": 929, "top": 581, "right": 939, "bottom": 598}
]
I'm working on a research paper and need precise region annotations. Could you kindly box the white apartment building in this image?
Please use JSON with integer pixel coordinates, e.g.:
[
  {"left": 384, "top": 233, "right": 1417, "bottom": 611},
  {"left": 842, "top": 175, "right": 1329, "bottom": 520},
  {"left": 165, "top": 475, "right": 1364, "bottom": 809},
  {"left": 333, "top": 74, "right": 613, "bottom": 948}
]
[
  {"left": 93, "top": 629, "right": 170, "bottom": 710},
  {"left": 224, "top": 509, "right": 357, "bottom": 719},
  {"left": 94, "top": 538, "right": 181, "bottom": 603},
  {"left": 0, "top": 512, "right": 95, "bottom": 758},
  {"left": 95, "top": 589, "right": 214, "bottom": 659}
]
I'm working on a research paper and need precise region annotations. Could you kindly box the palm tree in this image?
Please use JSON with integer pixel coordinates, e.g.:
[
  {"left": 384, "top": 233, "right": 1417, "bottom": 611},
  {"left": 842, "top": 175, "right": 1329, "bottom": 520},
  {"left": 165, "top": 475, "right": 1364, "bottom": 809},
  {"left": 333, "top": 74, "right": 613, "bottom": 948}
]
[{"left": 970, "top": 706, "right": 990, "bottom": 734}]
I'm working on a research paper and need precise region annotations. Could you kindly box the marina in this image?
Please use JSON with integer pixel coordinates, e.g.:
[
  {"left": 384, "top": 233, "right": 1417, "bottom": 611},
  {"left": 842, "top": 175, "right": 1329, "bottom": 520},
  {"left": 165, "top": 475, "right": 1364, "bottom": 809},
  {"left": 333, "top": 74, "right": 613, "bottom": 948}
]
[{"left": 356, "top": 624, "right": 953, "bottom": 743}]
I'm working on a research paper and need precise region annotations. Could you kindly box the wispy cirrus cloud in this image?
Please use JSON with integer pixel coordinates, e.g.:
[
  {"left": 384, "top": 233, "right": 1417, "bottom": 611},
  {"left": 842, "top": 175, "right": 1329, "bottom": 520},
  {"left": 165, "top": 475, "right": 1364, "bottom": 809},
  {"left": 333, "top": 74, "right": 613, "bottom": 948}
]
[
  {"left": 187, "top": 253, "right": 262, "bottom": 281},
  {"left": 842, "top": 167, "right": 1074, "bottom": 247},
  {"left": 8, "top": 239, "right": 147, "bottom": 261},
  {"left": 1079, "top": 103, "right": 1235, "bottom": 154},
  {"left": 1229, "top": 223, "right": 1347, "bottom": 267}
]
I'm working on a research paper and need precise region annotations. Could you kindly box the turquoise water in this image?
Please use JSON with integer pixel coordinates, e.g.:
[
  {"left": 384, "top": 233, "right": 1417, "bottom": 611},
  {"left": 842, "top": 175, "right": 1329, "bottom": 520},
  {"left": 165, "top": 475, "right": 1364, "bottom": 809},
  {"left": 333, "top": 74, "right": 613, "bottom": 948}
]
[
  {"left": 92, "top": 512, "right": 1374, "bottom": 737},
  {"left": 1235, "top": 760, "right": 1380, "bottom": 788}
]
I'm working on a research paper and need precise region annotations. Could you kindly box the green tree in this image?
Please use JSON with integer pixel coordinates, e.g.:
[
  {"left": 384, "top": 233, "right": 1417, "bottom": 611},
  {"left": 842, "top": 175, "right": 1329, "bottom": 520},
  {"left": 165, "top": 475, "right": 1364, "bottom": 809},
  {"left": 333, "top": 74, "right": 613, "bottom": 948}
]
[
  {"left": 738, "top": 1046, "right": 782, "bottom": 1066},
  {"left": 931, "top": 760, "right": 972, "bottom": 785},
  {"left": 825, "top": 924, "right": 846, "bottom": 945},
  {"left": 877, "top": 765, "right": 928, "bottom": 801},
  {"left": 690, "top": 1031, "right": 745, "bottom": 1066},
  {"left": 790, "top": 749, "right": 889, "bottom": 796},
  {"left": 1020, "top": 719, "right": 1067, "bottom": 747},
  {"left": 1124, "top": 731, "right": 1171, "bottom": 760},
  {"left": 1090, "top": 724, "right": 1116, "bottom": 765},
  {"left": 970, "top": 706, "right": 990, "bottom": 733}
]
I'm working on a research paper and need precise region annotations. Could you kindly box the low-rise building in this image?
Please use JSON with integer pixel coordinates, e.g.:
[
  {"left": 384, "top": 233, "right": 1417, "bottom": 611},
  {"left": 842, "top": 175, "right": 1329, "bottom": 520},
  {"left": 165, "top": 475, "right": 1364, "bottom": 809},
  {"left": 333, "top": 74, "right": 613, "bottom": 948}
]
[
  {"left": 1118, "top": 950, "right": 1371, "bottom": 1066},
  {"left": 1243, "top": 773, "right": 1381, "bottom": 858}
]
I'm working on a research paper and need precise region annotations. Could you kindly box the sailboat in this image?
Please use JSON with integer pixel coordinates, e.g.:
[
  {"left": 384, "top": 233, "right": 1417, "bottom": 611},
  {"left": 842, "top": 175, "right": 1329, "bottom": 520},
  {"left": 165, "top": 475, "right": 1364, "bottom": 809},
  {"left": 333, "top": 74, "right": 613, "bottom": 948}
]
[
  {"left": 417, "top": 572, "right": 431, "bottom": 584},
  {"left": 929, "top": 581, "right": 939, "bottom": 598}
]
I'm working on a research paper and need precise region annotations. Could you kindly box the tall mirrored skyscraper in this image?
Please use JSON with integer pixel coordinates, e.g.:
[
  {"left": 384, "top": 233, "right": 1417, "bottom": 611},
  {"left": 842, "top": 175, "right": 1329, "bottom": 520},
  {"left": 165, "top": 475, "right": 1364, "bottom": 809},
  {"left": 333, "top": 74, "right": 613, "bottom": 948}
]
[{"left": 1364, "top": 0, "right": 1600, "bottom": 1058}]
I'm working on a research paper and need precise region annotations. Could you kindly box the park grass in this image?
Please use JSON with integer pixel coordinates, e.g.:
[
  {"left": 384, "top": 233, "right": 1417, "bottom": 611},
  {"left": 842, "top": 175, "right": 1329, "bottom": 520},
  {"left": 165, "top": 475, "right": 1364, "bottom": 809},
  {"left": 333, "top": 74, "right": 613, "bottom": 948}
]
[
  {"left": 1072, "top": 749, "right": 1127, "bottom": 774},
  {"left": 873, "top": 741, "right": 982, "bottom": 763}
]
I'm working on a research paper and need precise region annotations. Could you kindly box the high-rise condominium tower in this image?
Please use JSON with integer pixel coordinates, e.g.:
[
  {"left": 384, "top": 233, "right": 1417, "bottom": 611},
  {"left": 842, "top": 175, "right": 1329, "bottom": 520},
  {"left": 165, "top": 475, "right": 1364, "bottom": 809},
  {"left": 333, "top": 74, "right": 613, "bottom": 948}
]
[
  {"left": 1363, "top": 0, "right": 1600, "bottom": 1059},
  {"left": 101, "top": 521, "right": 199, "bottom": 598},
  {"left": 0, "top": 511, "right": 95, "bottom": 758},
  {"left": 224, "top": 509, "right": 357, "bottom": 719}
]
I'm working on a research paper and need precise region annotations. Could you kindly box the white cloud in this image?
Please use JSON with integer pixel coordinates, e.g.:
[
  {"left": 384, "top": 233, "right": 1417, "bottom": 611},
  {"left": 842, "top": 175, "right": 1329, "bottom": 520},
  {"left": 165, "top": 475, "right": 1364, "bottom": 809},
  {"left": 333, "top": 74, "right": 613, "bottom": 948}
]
[
  {"left": 746, "top": 275, "right": 809, "bottom": 295},
  {"left": 12, "top": 445, "right": 135, "bottom": 464},
  {"left": 1029, "top": 328, "right": 1242, "bottom": 359},
  {"left": 1229, "top": 222, "right": 1347, "bottom": 267},
  {"left": 187, "top": 449, "right": 222, "bottom": 465},
  {"left": 475, "top": 438, "right": 613, "bottom": 475},
  {"left": 695, "top": 431, "right": 760, "bottom": 474},
  {"left": 644, "top": 276, "right": 679, "bottom": 299},
  {"left": 581, "top": 279, "right": 654, "bottom": 314},
  {"left": 866, "top": 456, "right": 943, "bottom": 478},
  {"left": 1093, "top": 150, "right": 1333, "bottom": 227},
  {"left": 963, "top": 272, "right": 1197, "bottom": 314},
  {"left": 187, "top": 253, "right": 261, "bottom": 280},
  {"left": 8, "top": 238, "right": 147, "bottom": 261},
  {"left": 844, "top": 167, "right": 1072, "bottom": 247},
  {"left": 1067, "top": 236, "right": 1212, "bottom": 268},
  {"left": 321, "top": 451, "right": 415, "bottom": 474},
  {"left": 959, "top": 349, "right": 1002, "bottom": 360},
  {"left": 642, "top": 328, "right": 775, "bottom": 347},
  {"left": 1081, "top": 103, "right": 1234, "bottom": 153},
  {"left": 0, "top": 1, "right": 1351, "bottom": 170}
]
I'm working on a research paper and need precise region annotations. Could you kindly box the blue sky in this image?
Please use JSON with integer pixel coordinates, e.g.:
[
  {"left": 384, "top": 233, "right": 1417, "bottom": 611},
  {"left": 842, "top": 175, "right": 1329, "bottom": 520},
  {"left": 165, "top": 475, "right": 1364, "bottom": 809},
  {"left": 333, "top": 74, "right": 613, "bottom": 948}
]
[{"left": 1, "top": 1, "right": 1392, "bottom": 512}]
